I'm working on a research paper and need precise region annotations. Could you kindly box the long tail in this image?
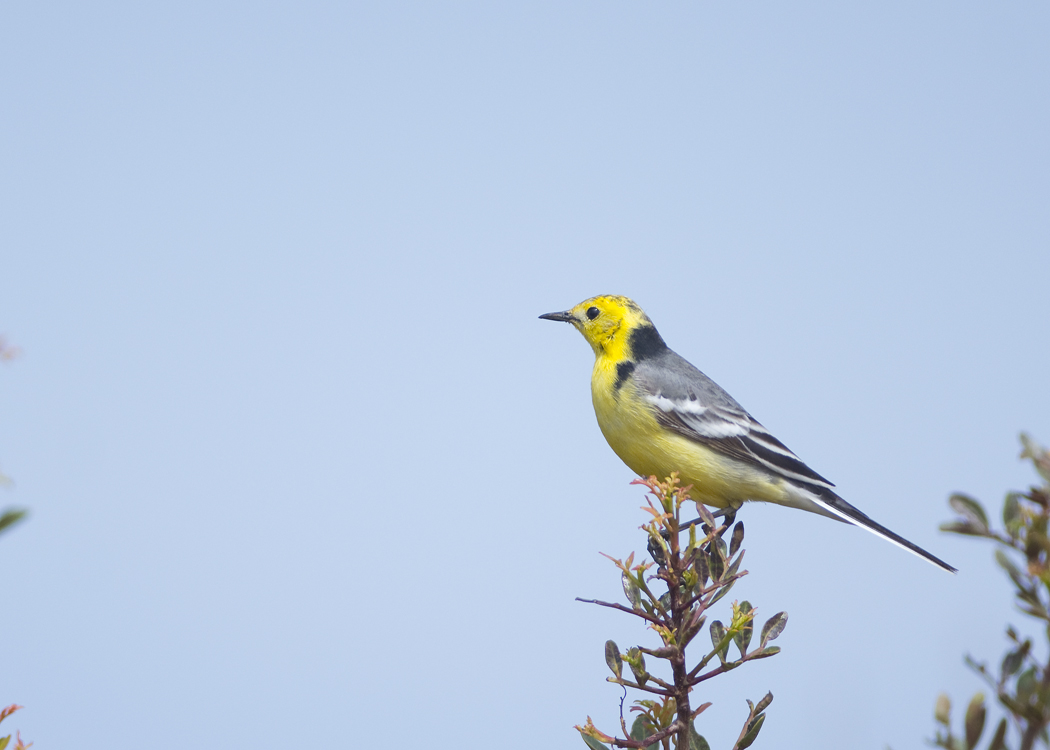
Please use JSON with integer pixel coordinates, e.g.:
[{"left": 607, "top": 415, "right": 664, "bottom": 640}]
[{"left": 809, "top": 490, "right": 957, "bottom": 573}]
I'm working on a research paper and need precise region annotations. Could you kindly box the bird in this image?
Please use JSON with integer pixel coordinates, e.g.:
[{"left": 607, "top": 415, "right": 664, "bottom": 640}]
[{"left": 539, "top": 294, "right": 955, "bottom": 573}]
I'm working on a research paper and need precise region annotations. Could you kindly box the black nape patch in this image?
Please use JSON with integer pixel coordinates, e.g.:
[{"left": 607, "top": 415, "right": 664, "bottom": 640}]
[
  {"left": 614, "top": 361, "right": 635, "bottom": 391},
  {"left": 628, "top": 325, "right": 667, "bottom": 360}
]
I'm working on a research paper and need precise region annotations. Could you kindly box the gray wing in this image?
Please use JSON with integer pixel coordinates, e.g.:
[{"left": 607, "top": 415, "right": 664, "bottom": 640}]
[
  {"left": 631, "top": 350, "right": 959, "bottom": 573},
  {"left": 631, "top": 350, "right": 836, "bottom": 491}
]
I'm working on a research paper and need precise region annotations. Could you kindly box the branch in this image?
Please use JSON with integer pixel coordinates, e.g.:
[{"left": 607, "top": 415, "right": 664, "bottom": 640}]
[
  {"left": 575, "top": 597, "right": 662, "bottom": 625},
  {"left": 691, "top": 702, "right": 713, "bottom": 720},
  {"left": 690, "top": 646, "right": 773, "bottom": 683},
  {"left": 690, "top": 659, "right": 741, "bottom": 685},
  {"left": 607, "top": 677, "right": 673, "bottom": 697},
  {"left": 731, "top": 702, "right": 761, "bottom": 750},
  {"left": 609, "top": 720, "right": 686, "bottom": 749},
  {"left": 636, "top": 645, "right": 676, "bottom": 659},
  {"left": 679, "top": 570, "right": 749, "bottom": 611},
  {"left": 687, "top": 631, "right": 737, "bottom": 679}
]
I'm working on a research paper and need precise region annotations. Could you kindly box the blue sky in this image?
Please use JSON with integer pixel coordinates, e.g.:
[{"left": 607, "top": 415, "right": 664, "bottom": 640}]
[{"left": 2, "top": 2, "right": 1048, "bottom": 748}]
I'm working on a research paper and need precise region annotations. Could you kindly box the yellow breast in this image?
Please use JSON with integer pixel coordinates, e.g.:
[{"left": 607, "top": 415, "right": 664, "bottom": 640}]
[{"left": 590, "top": 357, "right": 784, "bottom": 509}]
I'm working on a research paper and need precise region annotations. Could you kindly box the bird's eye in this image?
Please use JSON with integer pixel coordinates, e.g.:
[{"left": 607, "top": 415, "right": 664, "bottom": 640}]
[{"left": 586, "top": 306, "right": 600, "bottom": 320}]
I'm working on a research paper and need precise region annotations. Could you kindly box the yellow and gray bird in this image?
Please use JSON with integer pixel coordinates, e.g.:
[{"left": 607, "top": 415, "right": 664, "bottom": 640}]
[{"left": 540, "top": 294, "right": 955, "bottom": 573}]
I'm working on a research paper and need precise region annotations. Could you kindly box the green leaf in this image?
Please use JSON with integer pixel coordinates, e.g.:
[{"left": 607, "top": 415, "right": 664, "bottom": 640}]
[
  {"left": 710, "top": 619, "right": 726, "bottom": 644},
  {"left": 1003, "top": 493, "right": 1023, "bottom": 535},
  {"left": 622, "top": 573, "right": 642, "bottom": 609},
  {"left": 939, "top": 521, "right": 988, "bottom": 536},
  {"left": 0, "top": 735, "right": 9, "bottom": 750},
  {"left": 1020, "top": 433, "right": 1050, "bottom": 483},
  {"left": 999, "top": 693, "right": 1028, "bottom": 716},
  {"left": 627, "top": 647, "right": 648, "bottom": 687},
  {"left": 1017, "top": 666, "right": 1037, "bottom": 705},
  {"left": 729, "top": 522, "right": 744, "bottom": 557},
  {"left": 710, "top": 620, "right": 728, "bottom": 662},
  {"left": 689, "top": 724, "right": 710, "bottom": 750},
  {"left": 734, "top": 601, "right": 753, "bottom": 656},
  {"left": 737, "top": 712, "right": 766, "bottom": 749},
  {"left": 1028, "top": 531, "right": 1050, "bottom": 557},
  {"left": 987, "top": 718, "right": 1007, "bottom": 750},
  {"left": 725, "top": 549, "right": 745, "bottom": 581},
  {"left": 708, "top": 545, "right": 725, "bottom": 582},
  {"left": 604, "top": 640, "right": 622, "bottom": 679},
  {"left": 755, "top": 692, "right": 773, "bottom": 714},
  {"left": 691, "top": 614, "right": 707, "bottom": 639},
  {"left": 581, "top": 735, "right": 610, "bottom": 750},
  {"left": 630, "top": 716, "right": 658, "bottom": 750},
  {"left": 709, "top": 578, "right": 736, "bottom": 606},
  {"left": 715, "top": 535, "right": 728, "bottom": 557},
  {"left": 696, "top": 553, "right": 710, "bottom": 585},
  {"left": 1018, "top": 604, "right": 1047, "bottom": 621},
  {"left": 695, "top": 502, "right": 716, "bottom": 529},
  {"left": 1017, "top": 589, "right": 1041, "bottom": 608},
  {"left": 0, "top": 509, "right": 27, "bottom": 536},
  {"left": 1002, "top": 648, "right": 1024, "bottom": 678},
  {"left": 760, "top": 612, "right": 788, "bottom": 644},
  {"left": 934, "top": 694, "right": 951, "bottom": 725},
  {"left": 949, "top": 494, "right": 989, "bottom": 532},
  {"left": 995, "top": 549, "right": 1028, "bottom": 590},
  {"left": 964, "top": 693, "right": 985, "bottom": 750},
  {"left": 750, "top": 646, "right": 780, "bottom": 659}
]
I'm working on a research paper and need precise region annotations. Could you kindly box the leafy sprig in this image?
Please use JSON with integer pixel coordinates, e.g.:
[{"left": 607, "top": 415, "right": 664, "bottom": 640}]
[
  {"left": 576, "top": 474, "right": 786, "bottom": 750},
  {"left": 932, "top": 434, "right": 1050, "bottom": 750}
]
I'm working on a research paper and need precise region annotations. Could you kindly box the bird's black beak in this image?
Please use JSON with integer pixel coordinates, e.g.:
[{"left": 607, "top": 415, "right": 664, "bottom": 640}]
[{"left": 539, "top": 310, "right": 576, "bottom": 323}]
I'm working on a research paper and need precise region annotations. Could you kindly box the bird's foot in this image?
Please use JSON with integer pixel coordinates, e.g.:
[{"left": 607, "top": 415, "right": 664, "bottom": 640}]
[{"left": 679, "top": 507, "right": 736, "bottom": 537}]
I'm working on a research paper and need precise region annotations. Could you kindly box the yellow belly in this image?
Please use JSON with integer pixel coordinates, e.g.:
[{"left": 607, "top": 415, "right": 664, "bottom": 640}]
[{"left": 591, "top": 360, "right": 786, "bottom": 509}]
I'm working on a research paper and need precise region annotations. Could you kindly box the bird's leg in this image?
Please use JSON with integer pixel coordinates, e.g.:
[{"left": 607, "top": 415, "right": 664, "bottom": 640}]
[{"left": 679, "top": 507, "right": 737, "bottom": 537}]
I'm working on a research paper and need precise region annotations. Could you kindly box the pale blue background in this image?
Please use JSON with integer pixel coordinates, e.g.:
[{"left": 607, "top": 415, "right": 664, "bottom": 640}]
[{"left": 2, "top": 2, "right": 1048, "bottom": 748}]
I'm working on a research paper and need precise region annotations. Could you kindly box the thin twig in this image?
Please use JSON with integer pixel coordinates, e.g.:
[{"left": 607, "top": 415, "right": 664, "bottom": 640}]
[
  {"left": 608, "top": 721, "right": 685, "bottom": 750},
  {"left": 679, "top": 571, "right": 749, "bottom": 610},
  {"left": 575, "top": 597, "right": 662, "bottom": 624},
  {"left": 690, "top": 702, "right": 713, "bottom": 720},
  {"left": 690, "top": 659, "right": 742, "bottom": 685},
  {"left": 636, "top": 645, "right": 676, "bottom": 659},
  {"left": 730, "top": 702, "right": 760, "bottom": 750},
  {"left": 608, "top": 677, "right": 673, "bottom": 697}
]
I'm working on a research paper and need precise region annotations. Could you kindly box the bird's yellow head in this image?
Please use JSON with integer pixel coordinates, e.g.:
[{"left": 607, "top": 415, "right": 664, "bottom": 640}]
[{"left": 539, "top": 295, "right": 656, "bottom": 360}]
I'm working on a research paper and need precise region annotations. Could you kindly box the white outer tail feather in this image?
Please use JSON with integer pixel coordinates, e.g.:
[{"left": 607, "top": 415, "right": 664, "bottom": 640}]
[{"left": 805, "top": 493, "right": 956, "bottom": 573}]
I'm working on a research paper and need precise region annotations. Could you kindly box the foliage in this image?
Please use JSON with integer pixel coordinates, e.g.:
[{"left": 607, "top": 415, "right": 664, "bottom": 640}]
[
  {"left": 931, "top": 434, "right": 1050, "bottom": 750},
  {"left": 0, "top": 335, "right": 25, "bottom": 531},
  {"left": 576, "top": 474, "right": 786, "bottom": 750},
  {"left": 0, "top": 705, "right": 31, "bottom": 750},
  {"left": 0, "top": 337, "right": 29, "bottom": 747}
]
